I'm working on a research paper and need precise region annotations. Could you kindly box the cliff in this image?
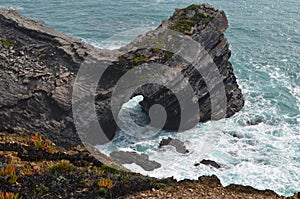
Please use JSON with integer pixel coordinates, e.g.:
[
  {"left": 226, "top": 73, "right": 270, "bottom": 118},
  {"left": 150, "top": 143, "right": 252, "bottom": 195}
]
[
  {"left": 0, "top": 4, "right": 244, "bottom": 148},
  {"left": 0, "top": 4, "right": 297, "bottom": 199}
]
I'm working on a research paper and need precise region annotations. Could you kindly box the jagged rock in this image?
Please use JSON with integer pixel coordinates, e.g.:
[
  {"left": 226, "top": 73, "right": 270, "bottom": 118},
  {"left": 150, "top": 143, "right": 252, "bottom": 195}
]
[
  {"left": 159, "top": 137, "right": 189, "bottom": 154},
  {"left": 110, "top": 151, "right": 161, "bottom": 171},
  {"left": 0, "top": 4, "right": 244, "bottom": 148},
  {"left": 194, "top": 159, "right": 221, "bottom": 169}
]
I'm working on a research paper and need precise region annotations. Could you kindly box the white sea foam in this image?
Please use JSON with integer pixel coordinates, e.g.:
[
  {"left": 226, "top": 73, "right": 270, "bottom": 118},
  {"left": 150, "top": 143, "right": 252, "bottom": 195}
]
[{"left": 96, "top": 57, "right": 300, "bottom": 196}]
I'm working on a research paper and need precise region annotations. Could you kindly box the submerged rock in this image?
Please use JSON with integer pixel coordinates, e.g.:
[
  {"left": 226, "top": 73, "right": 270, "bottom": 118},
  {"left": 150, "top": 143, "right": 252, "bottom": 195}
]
[{"left": 0, "top": 4, "right": 244, "bottom": 148}]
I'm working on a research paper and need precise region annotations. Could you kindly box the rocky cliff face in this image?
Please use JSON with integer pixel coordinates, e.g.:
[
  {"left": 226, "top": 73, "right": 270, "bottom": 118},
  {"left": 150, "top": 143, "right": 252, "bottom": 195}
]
[{"left": 0, "top": 4, "right": 244, "bottom": 148}]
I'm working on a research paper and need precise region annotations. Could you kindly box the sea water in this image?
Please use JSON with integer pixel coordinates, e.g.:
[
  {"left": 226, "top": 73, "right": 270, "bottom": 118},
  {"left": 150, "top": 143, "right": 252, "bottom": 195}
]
[{"left": 1, "top": 0, "right": 299, "bottom": 196}]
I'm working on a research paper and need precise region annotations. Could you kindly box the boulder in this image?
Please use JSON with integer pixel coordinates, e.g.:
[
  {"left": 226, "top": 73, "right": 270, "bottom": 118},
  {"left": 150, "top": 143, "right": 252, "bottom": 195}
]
[{"left": 194, "top": 159, "right": 221, "bottom": 169}]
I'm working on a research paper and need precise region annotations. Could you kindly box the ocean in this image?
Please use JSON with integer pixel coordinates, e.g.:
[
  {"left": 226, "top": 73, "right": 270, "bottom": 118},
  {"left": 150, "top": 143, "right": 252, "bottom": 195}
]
[{"left": 1, "top": 0, "right": 299, "bottom": 196}]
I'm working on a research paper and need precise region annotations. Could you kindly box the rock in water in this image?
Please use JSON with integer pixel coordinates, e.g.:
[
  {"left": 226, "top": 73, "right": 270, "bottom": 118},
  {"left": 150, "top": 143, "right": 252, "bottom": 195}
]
[
  {"left": 110, "top": 151, "right": 161, "bottom": 171},
  {"left": 159, "top": 137, "right": 189, "bottom": 154},
  {"left": 0, "top": 4, "right": 244, "bottom": 148},
  {"left": 195, "top": 159, "right": 221, "bottom": 169}
]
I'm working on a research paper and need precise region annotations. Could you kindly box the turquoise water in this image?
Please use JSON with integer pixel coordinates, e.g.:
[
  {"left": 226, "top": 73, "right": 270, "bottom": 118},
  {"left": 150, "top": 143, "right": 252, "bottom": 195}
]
[{"left": 1, "top": 0, "right": 299, "bottom": 196}]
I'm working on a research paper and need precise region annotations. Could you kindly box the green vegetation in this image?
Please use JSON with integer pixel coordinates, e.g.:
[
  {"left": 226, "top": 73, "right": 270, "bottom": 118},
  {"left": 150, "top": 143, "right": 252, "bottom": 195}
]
[
  {"left": 186, "top": 4, "right": 198, "bottom": 10},
  {"left": 99, "top": 165, "right": 120, "bottom": 174},
  {"left": 33, "top": 184, "right": 49, "bottom": 197},
  {"left": 39, "top": 53, "right": 46, "bottom": 60},
  {"left": 170, "top": 4, "right": 213, "bottom": 33},
  {"left": 0, "top": 191, "right": 21, "bottom": 199},
  {"left": 21, "top": 165, "right": 34, "bottom": 176},
  {"left": 164, "top": 51, "right": 174, "bottom": 60},
  {"left": 0, "top": 37, "right": 14, "bottom": 48},
  {"left": 49, "top": 160, "right": 76, "bottom": 173},
  {"left": 99, "top": 187, "right": 106, "bottom": 194},
  {"left": 131, "top": 55, "right": 148, "bottom": 63},
  {"left": 152, "top": 48, "right": 161, "bottom": 53},
  {"left": 193, "top": 12, "right": 212, "bottom": 27},
  {"left": 31, "top": 132, "right": 55, "bottom": 154},
  {"left": 171, "top": 19, "right": 197, "bottom": 33},
  {"left": 0, "top": 165, "right": 18, "bottom": 184},
  {"left": 120, "top": 174, "right": 129, "bottom": 184},
  {"left": 98, "top": 177, "right": 113, "bottom": 190},
  {"left": 118, "top": 54, "right": 127, "bottom": 60},
  {"left": 194, "top": 12, "right": 206, "bottom": 18}
]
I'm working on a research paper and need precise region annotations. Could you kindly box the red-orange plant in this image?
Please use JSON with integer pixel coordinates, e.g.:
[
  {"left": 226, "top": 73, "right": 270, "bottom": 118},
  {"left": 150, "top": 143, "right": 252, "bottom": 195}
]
[
  {"left": 98, "top": 178, "right": 113, "bottom": 189},
  {"left": 21, "top": 165, "right": 34, "bottom": 176},
  {"left": 31, "top": 132, "right": 55, "bottom": 154},
  {"left": 0, "top": 191, "right": 21, "bottom": 199},
  {"left": 0, "top": 165, "right": 18, "bottom": 184}
]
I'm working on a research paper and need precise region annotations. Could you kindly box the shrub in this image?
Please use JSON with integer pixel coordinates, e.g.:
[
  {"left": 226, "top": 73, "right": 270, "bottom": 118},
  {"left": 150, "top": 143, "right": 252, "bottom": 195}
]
[
  {"left": 33, "top": 184, "right": 49, "bottom": 197},
  {"left": 0, "top": 165, "right": 18, "bottom": 184},
  {"left": 49, "top": 160, "right": 76, "bottom": 173},
  {"left": 31, "top": 132, "right": 55, "bottom": 154},
  {"left": 98, "top": 177, "right": 113, "bottom": 191},
  {"left": 21, "top": 165, "right": 34, "bottom": 176},
  {"left": 0, "top": 191, "right": 21, "bottom": 199}
]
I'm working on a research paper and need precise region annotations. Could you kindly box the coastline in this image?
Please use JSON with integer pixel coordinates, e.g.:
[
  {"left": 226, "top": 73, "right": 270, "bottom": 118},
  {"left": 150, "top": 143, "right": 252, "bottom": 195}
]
[
  {"left": 0, "top": 5, "right": 298, "bottom": 198},
  {"left": 0, "top": 130, "right": 295, "bottom": 198}
]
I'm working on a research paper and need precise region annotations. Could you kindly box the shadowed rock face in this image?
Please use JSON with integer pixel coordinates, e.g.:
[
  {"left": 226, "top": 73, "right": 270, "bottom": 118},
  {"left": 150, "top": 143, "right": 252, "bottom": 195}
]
[{"left": 0, "top": 4, "right": 244, "bottom": 148}]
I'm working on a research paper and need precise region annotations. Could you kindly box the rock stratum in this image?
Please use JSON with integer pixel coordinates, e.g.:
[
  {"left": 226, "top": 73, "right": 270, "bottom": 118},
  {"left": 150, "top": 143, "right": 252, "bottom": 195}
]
[{"left": 0, "top": 4, "right": 244, "bottom": 148}]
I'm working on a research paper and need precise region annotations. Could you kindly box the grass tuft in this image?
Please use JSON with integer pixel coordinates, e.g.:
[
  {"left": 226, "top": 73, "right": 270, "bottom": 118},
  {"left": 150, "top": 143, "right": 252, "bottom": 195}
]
[{"left": 49, "top": 160, "right": 76, "bottom": 173}]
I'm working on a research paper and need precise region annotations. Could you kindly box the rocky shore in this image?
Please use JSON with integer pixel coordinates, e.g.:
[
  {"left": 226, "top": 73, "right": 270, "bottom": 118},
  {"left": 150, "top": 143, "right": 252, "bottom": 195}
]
[
  {"left": 0, "top": 3, "right": 297, "bottom": 199},
  {"left": 1, "top": 130, "right": 297, "bottom": 199}
]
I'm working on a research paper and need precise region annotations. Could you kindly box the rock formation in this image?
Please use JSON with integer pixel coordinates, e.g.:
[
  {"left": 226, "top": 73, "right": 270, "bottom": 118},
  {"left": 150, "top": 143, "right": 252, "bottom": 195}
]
[
  {"left": 110, "top": 151, "right": 161, "bottom": 171},
  {"left": 159, "top": 137, "right": 189, "bottom": 154},
  {"left": 194, "top": 159, "right": 221, "bottom": 169},
  {"left": 0, "top": 4, "right": 244, "bottom": 148}
]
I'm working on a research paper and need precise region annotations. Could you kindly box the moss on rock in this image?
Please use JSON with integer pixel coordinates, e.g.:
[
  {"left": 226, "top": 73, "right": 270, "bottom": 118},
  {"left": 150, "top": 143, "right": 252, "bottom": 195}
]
[
  {"left": 186, "top": 4, "right": 198, "bottom": 10},
  {"left": 171, "top": 19, "right": 197, "bottom": 33},
  {"left": 0, "top": 37, "right": 14, "bottom": 47},
  {"left": 169, "top": 4, "right": 215, "bottom": 34},
  {"left": 131, "top": 55, "right": 148, "bottom": 63}
]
